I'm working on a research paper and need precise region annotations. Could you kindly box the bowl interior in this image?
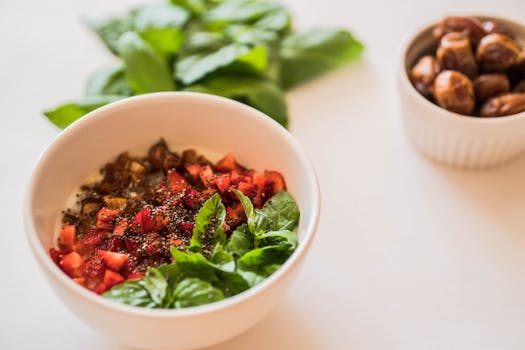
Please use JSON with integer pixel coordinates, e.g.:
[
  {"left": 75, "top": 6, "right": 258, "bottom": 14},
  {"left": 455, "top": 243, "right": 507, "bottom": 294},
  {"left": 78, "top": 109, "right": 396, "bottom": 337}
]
[{"left": 27, "top": 92, "right": 319, "bottom": 296}]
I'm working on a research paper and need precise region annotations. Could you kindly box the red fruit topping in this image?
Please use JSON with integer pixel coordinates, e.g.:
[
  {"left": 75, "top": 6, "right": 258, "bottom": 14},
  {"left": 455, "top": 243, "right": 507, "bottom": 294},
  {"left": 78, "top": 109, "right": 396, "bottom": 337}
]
[
  {"left": 73, "top": 277, "right": 86, "bottom": 286},
  {"left": 264, "top": 170, "right": 286, "bottom": 193},
  {"left": 96, "top": 208, "right": 121, "bottom": 230},
  {"left": 121, "top": 257, "right": 138, "bottom": 277},
  {"left": 76, "top": 229, "right": 106, "bottom": 255},
  {"left": 97, "top": 270, "right": 125, "bottom": 294},
  {"left": 216, "top": 154, "right": 243, "bottom": 172},
  {"left": 106, "top": 236, "right": 125, "bottom": 252},
  {"left": 178, "top": 222, "right": 194, "bottom": 232},
  {"left": 237, "top": 181, "right": 258, "bottom": 199},
  {"left": 49, "top": 248, "right": 62, "bottom": 265},
  {"left": 132, "top": 206, "right": 169, "bottom": 233},
  {"left": 98, "top": 250, "right": 129, "bottom": 272},
  {"left": 60, "top": 252, "right": 84, "bottom": 277},
  {"left": 225, "top": 203, "right": 247, "bottom": 230},
  {"left": 185, "top": 164, "right": 202, "bottom": 182},
  {"left": 59, "top": 225, "right": 76, "bottom": 252},
  {"left": 167, "top": 169, "right": 189, "bottom": 194},
  {"left": 183, "top": 188, "right": 201, "bottom": 208},
  {"left": 199, "top": 165, "right": 214, "bottom": 184},
  {"left": 83, "top": 255, "right": 105, "bottom": 280},
  {"left": 112, "top": 218, "right": 128, "bottom": 236},
  {"left": 127, "top": 272, "right": 145, "bottom": 280},
  {"left": 212, "top": 174, "right": 231, "bottom": 193}
]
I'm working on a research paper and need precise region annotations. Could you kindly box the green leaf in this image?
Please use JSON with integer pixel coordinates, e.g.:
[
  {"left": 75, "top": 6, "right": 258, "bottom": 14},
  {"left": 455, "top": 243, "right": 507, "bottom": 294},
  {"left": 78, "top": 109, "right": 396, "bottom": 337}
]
[
  {"left": 143, "top": 268, "right": 168, "bottom": 305},
  {"left": 182, "top": 31, "right": 227, "bottom": 54},
  {"left": 131, "top": 3, "right": 190, "bottom": 32},
  {"left": 139, "top": 27, "right": 184, "bottom": 59},
  {"left": 175, "top": 44, "right": 267, "bottom": 85},
  {"left": 185, "top": 75, "right": 288, "bottom": 127},
  {"left": 224, "top": 24, "right": 279, "bottom": 45},
  {"left": 254, "top": 8, "right": 291, "bottom": 32},
  {"left": 256, "top": 230, "right": 298, "bottom": 249},
  {"left": 87, "top": 16, "right": 133, "bottom": 54},
  {"left": 279, "top": 28, "right": 364, "bottom": 89},
  {"left": 172, "top": 278, "right": 224, "bottom": 308},
  {"left": 170, "top": 0, "right": 210, "bottom": 15},
  {"left": 254, "top": 190, "right": 300, "bottom": 232},
  {"left": 231, "top": 189, "right": 255, "bottom": 232},
  {"left": 189, "top": 193, "right": 226, "bottom": 252},
  {"left": 43, "top": 95, "right": 125, "bottom": 129},
  {"left": 210, "top": 243, "right": 235, "bottom": 272},
  {"left": 102, "top": 278, "right": 158, "bottom": 308},
  {"left": 85, "top": 64, "right": 132, "bottom": 96},
  {"left": 117, "top": 31, "right": 176, "bottom": 94},
  {"left": 236, "top": 244, "right": 293, "bottom": 286},
  {"left": 226, "top": 224, "right": 254, "bottom": 257},
  {"left": 204, "top": 0, "right": 283, "bottom": 28}
]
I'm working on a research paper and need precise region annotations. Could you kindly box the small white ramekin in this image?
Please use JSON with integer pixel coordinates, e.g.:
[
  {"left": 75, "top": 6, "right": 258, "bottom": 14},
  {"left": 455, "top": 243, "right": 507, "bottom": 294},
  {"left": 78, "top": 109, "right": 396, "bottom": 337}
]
[{"left": 398, "top": 15, "right": 525, "bottom": 169}]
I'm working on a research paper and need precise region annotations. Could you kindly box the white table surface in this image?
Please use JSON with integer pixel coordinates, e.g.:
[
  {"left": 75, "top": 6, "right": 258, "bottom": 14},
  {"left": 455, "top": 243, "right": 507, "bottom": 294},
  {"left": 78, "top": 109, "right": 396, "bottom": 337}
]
[{"left": 2, "top": 0, "right": 525, "bottom": 349}]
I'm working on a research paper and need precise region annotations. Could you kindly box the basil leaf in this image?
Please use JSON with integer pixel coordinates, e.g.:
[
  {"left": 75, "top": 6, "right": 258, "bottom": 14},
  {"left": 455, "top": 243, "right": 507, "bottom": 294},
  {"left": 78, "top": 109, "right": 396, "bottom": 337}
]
[
  {"left": 204, "top": 0, "right": 283, "bottom": 28},
  {"left": 236, "top": 244, "right": 293, "bottom": 286},
  {"left": 143, "top": 268, "right": 168, "bottom": 305},
  {"left": 85, "top": 64, "right": 132, "bottom": 96},
  {"left": 254, "top": 190, "right": 299, "bottom": 232},
  {"left": 131, "top": 3, "right": 190, "bottom": 32},
  {"left": 170, "top": 0, "right": 210, "bottom": 15},
  {"left": 139, "top": 28, "right": 185, "bottom": 59},
  {"left": 171, "top": 248, "right": 249, "bottom": 296},
  {"left": 185, "top": 75, "right": 287, "bottom": 127},
  {"left": 210, "top": 243, "right": 235, "bottom": 272},
  {"left": 224, "top": 25, "right": 279, "bottom": 45},
  {"left": 256, "top": 230, "right": 298, "bottom": 249},
  {"left": 172, "top": 278, "right": 224, "bottom": 308},
  {"left": 117, "top": 31, "right": 176, "bottom": 93},
  {"left": 87, "top": 17, "right": 133, "bottom": 55},
  {"left": 102, "top": 278, "right": 158, "bottom": 308},
  {"left": 279, "top": 28, "right": 364, "bottom": 90},
  {"left": 254, "top": 8, "right": 291, "bottom": 32},
  {"left": 226, "top": 224, "right": 254, "bottom": 257},
  {"left": 189, "top": 193, "right": 226, "bottom": 252},
  {"left": 43, "top": 95, "right": 125, "bottom": 129},
  {"left": 231, "top": 189, "right": 256, "bottom": 232},
  {"left": 182, "top": 31, "right": 227, "bottom": 54},
  {"left": 175, "top": 44, "right": 267, "bottom": 85}
]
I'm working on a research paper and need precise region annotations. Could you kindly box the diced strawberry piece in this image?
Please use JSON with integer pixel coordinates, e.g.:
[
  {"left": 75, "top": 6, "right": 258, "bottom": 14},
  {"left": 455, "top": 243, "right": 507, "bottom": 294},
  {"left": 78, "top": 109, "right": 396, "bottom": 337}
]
[
  {"left": 230, "top": 170, "right": 251, "bottom": 186},
  {"left": 76, "top": 229, "right": 106, "bottom": 254},
  {"left": 183, "top": 188, "right": 201, "bottom": 208},
  {"left": 143, "top": 233, "right": 162, "bottom": 256},
  {"left": 185, "top": 164, "right": 202, "bottom": 182},
  {"left": 60, "top": 252, "right": 84, "bottom": 277},
  {"left": 121, "top": 257, "right": 138, "bottom": 277},
  {"left": 49, "top": 248, "right": 62, "bottom": 265},
  {"left": 264, "top": 170, "right": 286, "bottom": 193},
  {"left": 225, "top": 202, "right": 247, "bottom": 230},
  {"left": 106, "top": 236, "right": 125, "bottom": 252},
  {"left": 212, "top": 174, "right": 231, "bottom": 193},
  {"left": 125, "top": 237, "right": 140, "bottom": 256},
  {"left": 252, "top": 173, "right": 274, "bottom": 208},
  {"left": 127, "top": 272, "right": 145, "bottom": 280},
  {"left": 167, "top": 169, "right": 189, "bottom": 194},
  {"left": 216, "top": 154, "right": 243, "bottom": 172},
  {"left": 199, "top": 165, "right": 214, "bottom": 184},
  {"left": 83, "top": 255, "right": 106, "bottom": 280},
  {"left": 98, "top": 250, "right": 129, "bottom": 272},
  {"left": 201, "top": 188, "right": 217, "bottom": 200},
  {"left": 132, "top": 206, "right": 169, "bottom": 233},
  {"left": 96, "top": 208, "right": 121, "bottom": 230},
  {"left": 237, "top": 181, "right": 258, "bottom": 199},
  {"left": 178, "top": 222, "right": 194, "bottom": 232},
  {"left": 97, "top": 270, "right": 125, "bottom": 294},
  {"left": 151, "top": 207, "right": 169, "bottom": 231},
  {"left": 59, "top": 225, "right": 76, "bottom": 252},
  {"left": 73, "top": 277, "right": 86, "bottom": 286},
  {"left": 112, "top": 218, "right": 128, "bottom": 236}
]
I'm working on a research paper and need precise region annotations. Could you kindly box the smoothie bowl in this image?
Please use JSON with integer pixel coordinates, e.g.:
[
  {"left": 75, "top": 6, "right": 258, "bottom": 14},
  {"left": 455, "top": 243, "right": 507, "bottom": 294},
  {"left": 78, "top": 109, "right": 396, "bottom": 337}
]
[{"left": 24, "top": 92, "right": 320, "bottom": 349}]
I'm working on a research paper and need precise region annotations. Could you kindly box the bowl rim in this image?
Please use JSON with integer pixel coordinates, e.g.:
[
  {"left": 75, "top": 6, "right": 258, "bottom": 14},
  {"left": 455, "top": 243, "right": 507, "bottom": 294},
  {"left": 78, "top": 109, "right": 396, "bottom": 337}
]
[
  {"left": 24, "top": 91, "right": 321, "bottom": 318},
  {"left": 397, "top": 13, "right": 525, "bottom": 123}
]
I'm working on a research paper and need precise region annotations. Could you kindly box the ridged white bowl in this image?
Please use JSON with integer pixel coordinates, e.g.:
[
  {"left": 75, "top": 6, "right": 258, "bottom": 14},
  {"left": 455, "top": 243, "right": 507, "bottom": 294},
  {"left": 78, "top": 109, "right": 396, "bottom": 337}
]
[
  {"left": 24, "top": 92, "right": 320, "bottom": 349},
  {"left": 398, "top": 15, "right": 525, "bottom": 169}
]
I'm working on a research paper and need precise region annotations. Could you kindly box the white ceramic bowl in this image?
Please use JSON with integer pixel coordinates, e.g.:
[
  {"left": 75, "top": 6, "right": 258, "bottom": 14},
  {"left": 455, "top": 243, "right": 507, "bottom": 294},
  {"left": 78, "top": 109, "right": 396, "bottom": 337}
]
[
  {"left": 398, "top": 15, "right": 525, "bottom": 169},
  {"left": 24, "top": 92, "right": 320, "bottom": 349}
]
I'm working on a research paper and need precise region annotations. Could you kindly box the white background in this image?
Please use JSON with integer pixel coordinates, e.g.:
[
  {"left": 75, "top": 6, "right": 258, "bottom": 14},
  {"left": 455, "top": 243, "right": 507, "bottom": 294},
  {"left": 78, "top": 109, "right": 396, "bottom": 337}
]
[{"left": 2, "top": 0, "right": 525, "bottom": 349}]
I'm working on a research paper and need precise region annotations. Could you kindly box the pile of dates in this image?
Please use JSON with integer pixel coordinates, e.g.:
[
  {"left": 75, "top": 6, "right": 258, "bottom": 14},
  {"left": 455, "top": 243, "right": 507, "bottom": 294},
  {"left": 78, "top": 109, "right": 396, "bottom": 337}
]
[{"left": 410, "top": 16, "right": 525, "bottom": 117}]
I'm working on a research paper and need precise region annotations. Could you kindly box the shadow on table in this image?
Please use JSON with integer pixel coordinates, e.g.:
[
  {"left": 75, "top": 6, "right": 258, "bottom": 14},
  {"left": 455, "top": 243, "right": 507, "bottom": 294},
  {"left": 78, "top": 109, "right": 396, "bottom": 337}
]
[{"left": 203, "top": 302, "right": 324, "bottom": 350}]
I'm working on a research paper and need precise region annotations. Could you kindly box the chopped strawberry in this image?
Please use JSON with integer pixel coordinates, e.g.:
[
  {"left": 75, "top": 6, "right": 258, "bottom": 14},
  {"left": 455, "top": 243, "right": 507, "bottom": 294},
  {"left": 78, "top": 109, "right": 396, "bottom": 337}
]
[
  {"left": 183, "top": 188, "right": 201, "bottom": 208},
  {"left": 167, "top": 169, "right": 189, "bottom": 194},
  {"left": 132, "top": 206, "right": 169, "bottom": 233},
  {"left": 96, "top": 208, "right": 121, "bottom": 230},
  {"left": 49, "top": 248, "right": 62, "bottom": 265},
  {"left": 127, "top": 272, "right": 145, "bottom": 280},
  {"left": 60, "top": 252, "right": 84, "bottom": 278},
  {"left": 124, "top": 237, "right": 140, "bottom": 256},
  {"left": 230, "top": 170, "right": 251, "bottom": 186},
  {"left": 237, "top": 181, "right": 258, "bottom": 199},
  {"left": 98, "top": 250, "right": 129, "bottom": 272},
  {"left": 76, "top": 229, "right": 106, "bottom": 255},
  {"left": 185, "top": 164, "right": 202, "bottom": 182},
  {"left": 216, "top": 154, "right": 243, "bottom": 172},
  {"left": 97, "top": 270, "right": 125, "bottom": 294},
  {"left": 73, "top": 277, "right": 86, "bottom": 286},
  {"left": 83, "top": 255, "right": 106, "bottom": 280},
  {"left": 178, "top": 222, "right": 194, "bottom": 232},
  {"left": 252, "top": 173, "right": 275, "bottom": 208},
  {"left": 121, "top": 257, "right": 138, "bottom": 277},
  {"left": 212, "top": 174, "right": 231, "bottom": 193},
  {"left": 112, "top": 218, "right": 128, "bottom": 236},
  {"left": 225, "top": 202, "right": 247, "bottom": 230},
  {"left": 143, "top": 233, "right": 162, "bottom": 256},
  {"left": 199, "top": 165, "right": 214, "bottom": 184},
  {"left": 106, "top": 236, "right": 125, "bottom": 252},
  {"left": 58, "top": 225, "right": 76, "bottom": 252},
  {"left": 264, "top": 170, "right": 286, "bottom": 193}
]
